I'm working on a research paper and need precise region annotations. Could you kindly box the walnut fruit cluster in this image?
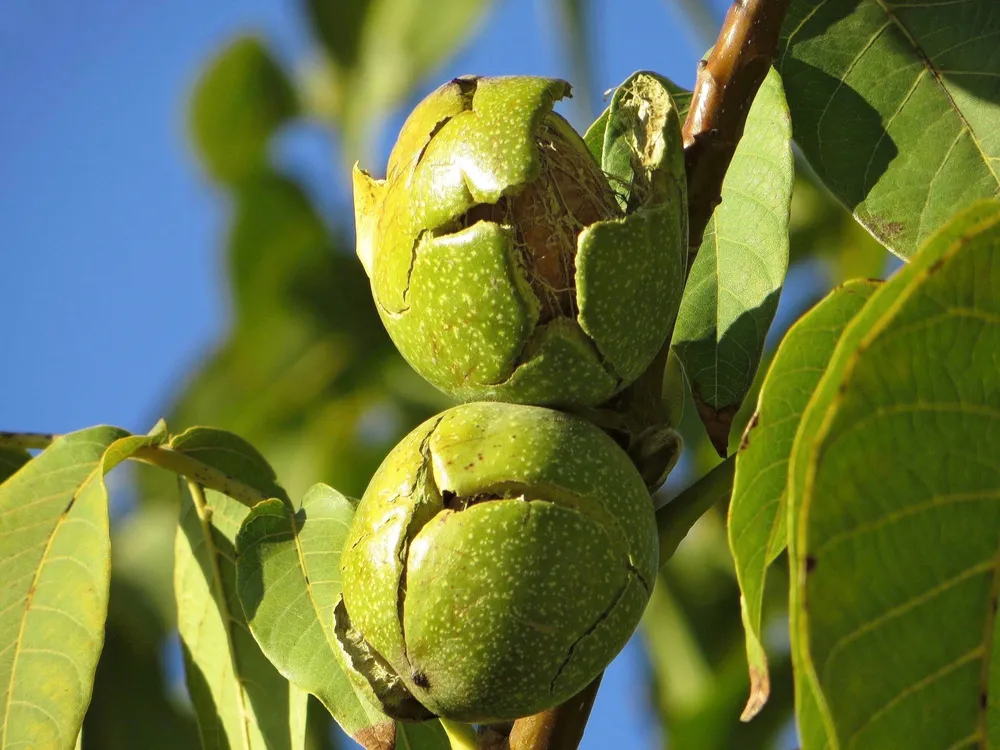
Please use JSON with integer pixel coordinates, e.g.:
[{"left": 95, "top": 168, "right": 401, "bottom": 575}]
[{"left": 339, "top": 73, "right": 686, "bottom": 723}]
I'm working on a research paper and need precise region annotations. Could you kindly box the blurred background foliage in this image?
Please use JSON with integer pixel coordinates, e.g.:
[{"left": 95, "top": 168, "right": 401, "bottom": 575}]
[{"left": 78, "top": 0, "right": 889, "bottom": 748}]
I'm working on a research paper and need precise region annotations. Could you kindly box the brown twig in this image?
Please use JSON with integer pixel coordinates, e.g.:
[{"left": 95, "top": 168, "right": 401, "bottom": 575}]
[
  {"left": 506, "top": 674, "right": 602, "bottom": 750},
  {"left": 683, "top": 0, "right": 791, "bottom": 256}
]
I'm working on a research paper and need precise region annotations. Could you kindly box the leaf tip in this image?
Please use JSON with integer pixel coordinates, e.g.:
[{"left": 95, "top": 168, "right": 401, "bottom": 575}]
[
  {"left": 353, "top": 721, "right": 397, "bottom": 750},
  {"left": 740, "top": 663, "right": 771, "bottom": 722},
  {"left": 693, "top": 393, "right": 737, "bottom": 457}
]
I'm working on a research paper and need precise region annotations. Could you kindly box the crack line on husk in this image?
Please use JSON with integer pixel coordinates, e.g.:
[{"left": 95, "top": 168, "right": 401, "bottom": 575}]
[
  {"left": 395, "top": 416, "right": 445, "bottom": 675},
  {"left": 548, "top": 569, "right": 636, "bottom": 694}
]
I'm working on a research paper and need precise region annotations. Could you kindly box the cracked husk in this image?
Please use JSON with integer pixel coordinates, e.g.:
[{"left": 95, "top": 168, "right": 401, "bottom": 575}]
[{"left": 337, "top": 402, "right": 658, "bottom": 723}]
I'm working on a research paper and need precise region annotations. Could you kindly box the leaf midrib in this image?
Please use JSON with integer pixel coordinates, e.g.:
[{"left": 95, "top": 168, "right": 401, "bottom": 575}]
[
  {"left": 188, "top": 484, "right": 254, "bottom": 750},
  {"left": 0, "top": 450, "right": 111, "bottom": 750},
  {"left": 874, "top": 0, "right": 1000, "bottom": 187}
]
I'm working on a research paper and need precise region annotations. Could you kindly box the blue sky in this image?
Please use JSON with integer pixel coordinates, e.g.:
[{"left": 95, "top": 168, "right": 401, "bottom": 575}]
[
  {"left": 0, "top": 0, "right": 715, "bottom": 435},
  {"left": 0, "top": 1, "right": 736, "bottom": 747}
]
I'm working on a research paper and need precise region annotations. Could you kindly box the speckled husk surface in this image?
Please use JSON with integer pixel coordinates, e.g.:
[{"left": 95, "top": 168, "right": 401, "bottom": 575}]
[
  {"left": 353, "top": 74, "right": 683, "bottom": 407},
  {"left": 337, "top": 402, "right": 658, "bottom": 723}
]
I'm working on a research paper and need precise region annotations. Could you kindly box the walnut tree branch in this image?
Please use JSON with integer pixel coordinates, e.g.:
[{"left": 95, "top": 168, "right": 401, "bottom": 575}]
[
  {"left": 505, "top": 674, "right": 602, "bottom": 750},
  {"left": 683, "top": 0, "right": 791, "bottom": 257}
]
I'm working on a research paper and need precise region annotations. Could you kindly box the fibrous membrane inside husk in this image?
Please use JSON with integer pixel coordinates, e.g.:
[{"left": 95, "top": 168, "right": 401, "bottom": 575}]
[{"left": 457, "top": 113, "right": 622, "bottom": 325}]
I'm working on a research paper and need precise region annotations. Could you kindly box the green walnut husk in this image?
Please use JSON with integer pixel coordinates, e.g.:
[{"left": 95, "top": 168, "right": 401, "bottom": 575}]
[
  {"left": 335, "top": 401, "right": 658, "bottom": 723},
  {"left": 354, "top": 74, "right": 687, "bottom": 407}
]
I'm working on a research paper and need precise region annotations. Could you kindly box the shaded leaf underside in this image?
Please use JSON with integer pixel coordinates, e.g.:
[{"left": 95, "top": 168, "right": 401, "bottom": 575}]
[{"left": 779, "top": 0, "right": 1000, "bottom": 258}]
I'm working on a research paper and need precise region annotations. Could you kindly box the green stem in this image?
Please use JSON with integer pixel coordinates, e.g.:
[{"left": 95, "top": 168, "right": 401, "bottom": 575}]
[
  {"left": 655, "top": 456, "right": 735, "bottom": 568},
  {"left": 132, "top": 446, "right": 268, "bottom": 507},
  {"left": 439, "top": 719, "right": 478, "bottom": 750}
]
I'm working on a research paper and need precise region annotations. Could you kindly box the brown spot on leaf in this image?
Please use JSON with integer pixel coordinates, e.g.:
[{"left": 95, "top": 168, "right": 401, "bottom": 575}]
[
  {"left": 805, "top": 555, "right": 817, "bottom": 573},
  {"left": 354, "top": 721, "right": 397, "bottom": 750},
  {"left": 867, "top": 215, "right": 904, "bottom": 245},
  {"left": 738, "top": 412, "right": 760, "bottom": 453},
  {"left": 981, "top": 692, "right": 989, "bottom": 709}
]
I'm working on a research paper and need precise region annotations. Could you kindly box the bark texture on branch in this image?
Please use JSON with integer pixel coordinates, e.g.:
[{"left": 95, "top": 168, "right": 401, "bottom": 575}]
[
  {"left": 504, "top": 675, "right": 602, "bottom": 750},
  {"left": 683, "top": 0, "right": 791, "bottom": 256}
]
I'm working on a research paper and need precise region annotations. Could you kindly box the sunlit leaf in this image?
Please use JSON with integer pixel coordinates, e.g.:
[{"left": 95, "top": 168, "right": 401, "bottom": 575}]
[
  {"left": 169, "top": 426, "right": 289, "bottom": 504},
  {"left": 173, "top": 430, "right": 306, "bottom": 750},
  {"left": 788, "top": 200, "right": 1000, "bottom": 748},
  {"left": 0, "top": 425, "right": 166, "bottom": 750},
  {"left": 728, "top": 279, "right": 879, "bottom": 720},
  {"left": 236, "top": 485, "right": 448, "bottom": 750},
  {"left": 83, "top": 579, "right": 200, "bottom": 750},
  {"left": 671, "top": 67, "right": 794, "bottom": 455},
  {"left": 190, "top": 36, "right": 298, "bottom": 183},
  {"left": 779, "top": 0, "right": 1000, "bottom": 258}
]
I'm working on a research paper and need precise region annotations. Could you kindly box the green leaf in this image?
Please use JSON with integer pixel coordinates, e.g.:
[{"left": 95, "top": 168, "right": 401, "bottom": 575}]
[
  {"left": 728, "top": 279, "right": 879, "bottom": 721},
  {"left": 397, "top": 721, "right": 449, "bottom": 749},
  {"left": 168, "top": 426, "right": 289, "bottom": 505},
  {"left": 304, "top": 0, "right": 370, "bottom": 72},
  {"left": 643, "top": 541, "right": 795, "bottom": 748},
  {"left": 0, "top": 425, "right": 166, "bottom": 750},
  {"left": 235, "top": 484, "right": 448, "bottom": 750},
  {"left": 190, "top": 36, "right": 297, "bottom": 183},
  {"left": 788, "top": 200, "right": 1000, "bottom": 748},
  {"left": 227, "top": 174, "right": 333, "bottom": 329},
  {"left": 84, "top": 575, "right": 200, "bottom": 750},
  {"left": 779, "top": 0, "right": 1000, "bottom": 258},
  {"left": 307, "top": 0, "right": 492, "bottom": 160},
  {"left": 671, "top": 67, "right": 795, "bottom": 455},
  {"left": 657, "top": 457, "right": 735, "bottom": 568},
  {"left": 174, "top": 433, "right": 306, "bottom": 750}
]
